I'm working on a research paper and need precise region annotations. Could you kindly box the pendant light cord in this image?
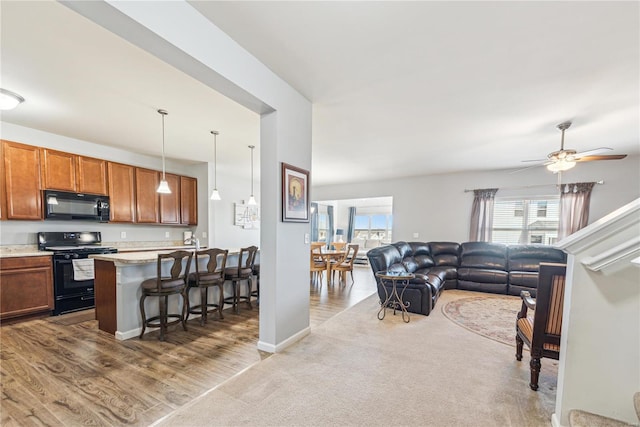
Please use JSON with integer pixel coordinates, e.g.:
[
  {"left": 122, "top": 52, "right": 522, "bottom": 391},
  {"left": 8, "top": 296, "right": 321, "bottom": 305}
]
[
  {"left": 249, "top": 145, "right": 255, "bottom": 196},
  {"left": 158, "top": 109, "right": 168, "bottom": 180}
]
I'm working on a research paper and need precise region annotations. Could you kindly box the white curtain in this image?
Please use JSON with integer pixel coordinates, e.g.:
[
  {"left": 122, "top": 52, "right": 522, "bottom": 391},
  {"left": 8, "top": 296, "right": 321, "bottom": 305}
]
[
  {"left": 469, "top": 188, "right": 499, "bottom": 242},
  {"left": 558, "top": 182, "right": 595, "bottom": 239}
]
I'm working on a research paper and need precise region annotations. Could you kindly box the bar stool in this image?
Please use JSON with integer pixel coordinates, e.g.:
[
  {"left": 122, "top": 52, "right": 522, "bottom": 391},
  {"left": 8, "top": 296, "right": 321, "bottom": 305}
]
[
  {"left": 187, "top": 248, "right": 228, "bottom": 326},
  {"left": 251, "top": 262, "right": 260, "bottom": 304},
  {"left": 139, "top": 250, "right": 193, "bottom": 341},
  {"left": 224, "top": 246, "right": 258, "bottom": 313}
]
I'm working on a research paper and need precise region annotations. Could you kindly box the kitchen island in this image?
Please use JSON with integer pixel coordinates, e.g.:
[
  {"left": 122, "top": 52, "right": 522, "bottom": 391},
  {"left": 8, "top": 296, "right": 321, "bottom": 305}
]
[{"left": 91, "top": 248, "right": 242, "bottom": 340}]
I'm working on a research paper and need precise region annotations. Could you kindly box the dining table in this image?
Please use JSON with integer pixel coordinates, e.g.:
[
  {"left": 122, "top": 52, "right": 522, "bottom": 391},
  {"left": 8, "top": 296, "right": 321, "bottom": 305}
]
[{"left": 319, "top": 249, "right": 346, "bottom": 286}]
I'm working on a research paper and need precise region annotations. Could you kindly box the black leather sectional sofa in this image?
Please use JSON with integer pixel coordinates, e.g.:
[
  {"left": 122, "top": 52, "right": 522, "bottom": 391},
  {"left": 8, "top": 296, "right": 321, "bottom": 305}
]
[{"left": 367, "top": 241, "right": 566, "bottom": 316}]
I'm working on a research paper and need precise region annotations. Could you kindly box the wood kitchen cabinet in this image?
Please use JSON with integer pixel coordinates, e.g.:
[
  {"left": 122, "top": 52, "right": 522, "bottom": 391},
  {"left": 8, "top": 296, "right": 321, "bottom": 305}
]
[
  {"left": 41, "top": 148, "right": 108, "bottom": 195},
  {"left": 180, "top": 175, "right": 197, "bottom": 225},
  {"left": 135, "top": 167, "right": 160, "bottom": 223},
  {"left": 41, "top": 148, "right": 76, "bottom": 192},
  {"left": 160, "top": 173, "right": 181, "bottom": 224},
  {"left": 76, "top": 156, "right": 108, "bottom": 195},
  {"left": 2, "top": 140, "right": 43, "bottom": 220},
  {"left": 0, "top": 256, "right": 54, "bottom": 320},
  {"left": 108, "top": 162, "right": 136, "bottom": 223}
]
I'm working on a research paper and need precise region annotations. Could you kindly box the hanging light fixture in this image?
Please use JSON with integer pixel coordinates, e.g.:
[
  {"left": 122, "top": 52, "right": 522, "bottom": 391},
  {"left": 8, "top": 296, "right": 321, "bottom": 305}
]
[
  {"left": 156, "top": 109, "right": 171, "bottom": 194},
  {"left": 0, "top": 88, "right": 25, "bottom": 110},
  {"left": 210, "top": 130, "right": 221, "bottom": 200},
  {"left": 247, "top": 145, "right": 257, "bottom": 206}
]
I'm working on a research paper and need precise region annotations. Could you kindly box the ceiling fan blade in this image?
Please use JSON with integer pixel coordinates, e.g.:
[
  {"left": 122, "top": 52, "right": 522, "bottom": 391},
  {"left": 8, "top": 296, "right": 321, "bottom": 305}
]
[
  {"left": 509, "top": 161, "right": 551, "bottom": 174},
  {"left": 573, "top": 147, "right": 612, "bottom": 158},
  {"left": 575, "top": 154, "right": 628, "bottom": 162},
  {"left": 521, "top": 158, "right": 548, "bottom": 163}
]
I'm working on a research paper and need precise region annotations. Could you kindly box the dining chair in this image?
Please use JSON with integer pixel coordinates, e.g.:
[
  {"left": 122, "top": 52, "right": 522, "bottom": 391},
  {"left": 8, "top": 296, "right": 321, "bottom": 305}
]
[
  {"left": 139, "top": 250, "right": 193, "bottom": 341},
  {"left": 187, "top": 248, "right": 228, "bottom": 325},
  {"left": 331, "top": 244, "right": 359, "bottom": 285},
  {"left": 331, "top": 242, "right": 347, "bottom": 251},
  {"left": 310, "top": 246, "right": 327, "bottom": 284}
]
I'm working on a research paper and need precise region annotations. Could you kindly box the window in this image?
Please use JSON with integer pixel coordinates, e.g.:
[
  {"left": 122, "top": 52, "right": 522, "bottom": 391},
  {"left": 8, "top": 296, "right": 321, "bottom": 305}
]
[
  {"left": 492, "top": 197, "right": 559, "bottom": 245},
  {"left": 354, "top": 214, "right": 393, "bottom": 242},
  {"left": 317, "top": 213, "right": 328, "bottom": 242}
]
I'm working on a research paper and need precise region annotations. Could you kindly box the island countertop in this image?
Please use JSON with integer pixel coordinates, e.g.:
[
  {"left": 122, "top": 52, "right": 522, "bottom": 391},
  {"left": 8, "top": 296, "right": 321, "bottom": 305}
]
[{"left": 90, "top": 248, "right": 242, "bottom": 265}]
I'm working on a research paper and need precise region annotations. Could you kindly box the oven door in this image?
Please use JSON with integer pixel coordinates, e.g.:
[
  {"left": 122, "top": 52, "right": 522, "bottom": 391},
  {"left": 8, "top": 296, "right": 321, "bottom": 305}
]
[{"left": 52, "top": 254, "right": 95, "bottom": 299}]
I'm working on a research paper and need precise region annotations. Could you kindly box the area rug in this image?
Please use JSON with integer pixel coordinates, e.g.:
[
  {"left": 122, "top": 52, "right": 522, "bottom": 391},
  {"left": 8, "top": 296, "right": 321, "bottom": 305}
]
[{"left": 442, "top": 293, "right": 522, "bottom": 346}]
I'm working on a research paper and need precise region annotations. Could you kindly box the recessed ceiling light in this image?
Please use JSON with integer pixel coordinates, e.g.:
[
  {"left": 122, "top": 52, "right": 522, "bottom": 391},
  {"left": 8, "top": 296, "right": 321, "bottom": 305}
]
[{"left": 0, "top": 88, "right": 25, "bottom": 110}]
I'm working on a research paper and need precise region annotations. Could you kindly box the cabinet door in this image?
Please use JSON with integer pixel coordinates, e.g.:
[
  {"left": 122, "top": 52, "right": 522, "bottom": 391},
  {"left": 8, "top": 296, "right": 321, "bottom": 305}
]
[
  {"left": 2, "top": 141, "right": 43, "bottom": 220},
  {"left": 0, "top": 256, "right": 53, "bottom": 320},
  {"left": 77, "top": 156, "right": 108, "bottom": 195},
  {"left": 41, "top": 148, "right": 76, "bottom": 191},
  {"left": 107, "top": 162, "right": 135, "bottom": 222},
  {"left": 135, "top": 168, "right": 160, "bottom": 223},
  {"left": 180, "top": 176, "right": 198, "bottom": 225},
  {"left": 160, "top": 173, "right": 181, "bottom": 224}
]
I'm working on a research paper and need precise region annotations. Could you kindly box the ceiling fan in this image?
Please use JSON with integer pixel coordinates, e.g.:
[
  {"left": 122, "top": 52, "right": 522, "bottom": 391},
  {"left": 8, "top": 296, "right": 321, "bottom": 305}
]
[{"left": 521, "top": 121, "right": 627, "bottom": 173}]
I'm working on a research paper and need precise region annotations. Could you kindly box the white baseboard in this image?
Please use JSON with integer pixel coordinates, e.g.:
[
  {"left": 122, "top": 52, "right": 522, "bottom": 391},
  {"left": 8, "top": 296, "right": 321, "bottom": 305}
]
[
  {"left": 116, "top": 327, "right": 143, "bottom": 341},
  {"left": 551, "top": 413, "right": 565, "bottom": 427},
  {"left": 257, "top": 326, "right": 310, "bottom": 353}
]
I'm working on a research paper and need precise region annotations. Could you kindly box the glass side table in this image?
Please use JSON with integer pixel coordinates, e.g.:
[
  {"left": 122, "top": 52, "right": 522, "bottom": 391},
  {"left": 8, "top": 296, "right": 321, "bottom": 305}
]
[{"left": 375, "top": 271, "right": 415, "bottom": 323}]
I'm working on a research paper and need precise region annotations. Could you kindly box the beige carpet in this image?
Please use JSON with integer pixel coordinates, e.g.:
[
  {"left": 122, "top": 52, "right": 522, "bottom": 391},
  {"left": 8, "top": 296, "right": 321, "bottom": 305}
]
[{"left": 155, "top": 289, "right": 558, "bottom": 427}]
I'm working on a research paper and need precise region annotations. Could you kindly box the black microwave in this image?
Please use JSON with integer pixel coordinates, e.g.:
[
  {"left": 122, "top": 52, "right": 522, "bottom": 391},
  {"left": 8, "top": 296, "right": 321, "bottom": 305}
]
[{"left": 44, "top": 190, "right": 110, "bottom": 222}]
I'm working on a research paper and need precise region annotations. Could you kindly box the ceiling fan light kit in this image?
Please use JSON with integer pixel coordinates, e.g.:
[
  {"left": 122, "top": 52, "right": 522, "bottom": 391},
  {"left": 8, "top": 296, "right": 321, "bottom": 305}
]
[{"left": 519, "top": 120, "right": 628, "bottom": 174}]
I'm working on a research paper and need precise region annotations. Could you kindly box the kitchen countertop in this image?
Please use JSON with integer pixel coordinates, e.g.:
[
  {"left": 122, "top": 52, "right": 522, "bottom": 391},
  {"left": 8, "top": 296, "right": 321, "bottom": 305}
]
[
  {"left": 91, "top": 247, "right": 241, "bottom": 265},
  {"left": 0, "top": 246, "right": 52, "bottom": 258}
]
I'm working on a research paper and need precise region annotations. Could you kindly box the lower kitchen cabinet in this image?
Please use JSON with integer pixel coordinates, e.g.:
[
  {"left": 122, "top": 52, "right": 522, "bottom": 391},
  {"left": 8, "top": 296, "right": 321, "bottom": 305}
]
[{"left": 0, "top": 256, "right": 54, "bottom": 320}]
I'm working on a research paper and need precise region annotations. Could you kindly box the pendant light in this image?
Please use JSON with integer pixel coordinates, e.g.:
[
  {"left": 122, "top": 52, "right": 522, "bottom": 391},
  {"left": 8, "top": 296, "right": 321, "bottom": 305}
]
[
  {"left": 247, "top": 145, "right": 257, "bottom": 205},
  {"left": 156, "top": 109, "right": 171, "bottom": 194},
  {"left": 210, "top": 130, "right": 221, "bottom": 200}
]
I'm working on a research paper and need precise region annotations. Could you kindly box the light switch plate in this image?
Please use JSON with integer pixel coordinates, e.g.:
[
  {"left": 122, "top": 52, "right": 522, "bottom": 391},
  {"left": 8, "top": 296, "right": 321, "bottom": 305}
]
[
  {"left": 202, "top": 231, "right": 207, "bottom": 238},
  {"left": 304, "top": 233, "right": 310, "bottom": 244},
  {"left": 120, "top": 231, "right": 126, "bottom": 239}
]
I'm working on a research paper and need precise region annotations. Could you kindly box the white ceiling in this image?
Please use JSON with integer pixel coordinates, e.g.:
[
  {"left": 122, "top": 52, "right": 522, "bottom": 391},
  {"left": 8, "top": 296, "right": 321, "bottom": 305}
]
[{"left": 1, "top": 1, "right": 638, "bottom": 186}]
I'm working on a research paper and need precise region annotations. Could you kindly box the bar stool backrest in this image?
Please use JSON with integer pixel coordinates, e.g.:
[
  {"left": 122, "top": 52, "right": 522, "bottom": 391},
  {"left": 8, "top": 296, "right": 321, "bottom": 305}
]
[
  {"left": 195, "top": 248, "right": 228, "bottom": 276},
  {"left": 237, "top": 246, "right": 258, "bottom": 270},
  {"left": 154, "top": 250, "right": 193, "bottom": 291}
]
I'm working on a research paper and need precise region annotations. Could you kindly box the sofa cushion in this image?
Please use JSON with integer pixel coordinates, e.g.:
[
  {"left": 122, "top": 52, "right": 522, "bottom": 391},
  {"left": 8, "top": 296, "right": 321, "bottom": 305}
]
[
  {"left": 392, "top": 241, "right": 412, "bottom": 259},
  {"left": 429, "top": 242, "right": 461, "bottom": 267},
  {"left": 460, "top": 242, "right": 508, "bottom": 270},
  {"left": 508, "top": 245, "right": 566, "bottom": 271}
]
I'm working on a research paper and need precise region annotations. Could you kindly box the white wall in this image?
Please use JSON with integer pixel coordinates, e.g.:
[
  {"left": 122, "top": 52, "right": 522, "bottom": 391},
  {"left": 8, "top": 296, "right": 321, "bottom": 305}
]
[{"left": 313, "top": 155, "right": 640, "bottom": 243}]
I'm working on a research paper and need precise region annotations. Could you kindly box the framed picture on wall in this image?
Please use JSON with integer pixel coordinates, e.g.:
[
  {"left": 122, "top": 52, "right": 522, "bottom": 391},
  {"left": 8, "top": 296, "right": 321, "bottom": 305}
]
[{"left": 281, "top": 162, "right": 309, "bottom": 222}]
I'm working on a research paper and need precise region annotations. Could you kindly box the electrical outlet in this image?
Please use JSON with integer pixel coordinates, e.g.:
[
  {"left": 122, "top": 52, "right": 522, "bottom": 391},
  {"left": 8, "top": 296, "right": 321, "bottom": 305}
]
[
  {"left": 165, "top": 231, "right": 170, "bottom": 238},
  {"left": 120, "top": 231, "right": 126, "bottom": 239},
  {"left": 413, "top": 232, "right": 419, "bottom": 238},
  {"left": 202, "top": 231, "right": 207, "bottom": 238}
]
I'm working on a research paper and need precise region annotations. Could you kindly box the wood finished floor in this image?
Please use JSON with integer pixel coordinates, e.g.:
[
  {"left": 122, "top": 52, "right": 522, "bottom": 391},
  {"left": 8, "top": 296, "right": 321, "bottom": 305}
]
[{"left": 0, "top": 265, "right": 377, "bottom": 426}]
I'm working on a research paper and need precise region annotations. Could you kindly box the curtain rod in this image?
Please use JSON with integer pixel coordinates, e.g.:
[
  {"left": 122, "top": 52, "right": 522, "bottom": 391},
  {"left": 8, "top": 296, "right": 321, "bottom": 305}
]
[{"left": 464, "top": 180, "right": 604, "bottom": 193}]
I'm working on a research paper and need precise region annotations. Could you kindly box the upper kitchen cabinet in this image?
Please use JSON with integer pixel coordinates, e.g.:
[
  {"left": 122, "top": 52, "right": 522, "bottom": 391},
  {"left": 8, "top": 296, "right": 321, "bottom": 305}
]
[
  {"left": 108, "top": 162, "right": 136, "bottom": 223},
  {"left": 76, "top": 156, "right": 108, "bottom": 195},
  {"left": 41, "top": 148, "right": 107, "bottom": 195},
  {"left": 135, "top": 167, "right": 160, "bottom": 223},
  {"left": 40, "top": 149, "right": 76, "bottom": 192},
  {"left": 2, "top": 141, "right": 42, "bottom": 220},
  {"left": 180, "top": 176, "right": 197, "bottom": 225},
  {"left": 159, "top": 173, "right": 181, "bottom": 224}
]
